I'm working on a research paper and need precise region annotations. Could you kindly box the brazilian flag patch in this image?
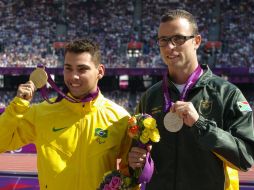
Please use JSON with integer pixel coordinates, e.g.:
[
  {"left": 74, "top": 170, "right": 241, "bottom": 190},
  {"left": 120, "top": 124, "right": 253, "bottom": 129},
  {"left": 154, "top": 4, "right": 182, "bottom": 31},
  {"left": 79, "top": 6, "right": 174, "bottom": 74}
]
[
  {"left": 95, "top": 128, "right": 108, "bottom": 138},
  {"left": 237, "top": 101, "right": 252, "bottom": 112}
]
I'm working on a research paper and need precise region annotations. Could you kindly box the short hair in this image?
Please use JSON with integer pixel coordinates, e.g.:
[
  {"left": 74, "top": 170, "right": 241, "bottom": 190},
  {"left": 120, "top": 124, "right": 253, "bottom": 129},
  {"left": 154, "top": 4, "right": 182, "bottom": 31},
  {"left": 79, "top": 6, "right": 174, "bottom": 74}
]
[
  {"left": 64, "top": 38, "right": 101, "bottom": 67},
  {"left": 160, "top": 9, "right": 199, "bottom": 35}
]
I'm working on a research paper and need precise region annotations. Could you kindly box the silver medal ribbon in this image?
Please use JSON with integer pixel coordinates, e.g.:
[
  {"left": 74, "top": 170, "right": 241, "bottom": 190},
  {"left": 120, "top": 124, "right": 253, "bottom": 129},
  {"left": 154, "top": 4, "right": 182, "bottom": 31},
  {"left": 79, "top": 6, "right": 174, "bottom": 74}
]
[{"left": 163, "top": 65, "right": 203, "bottom": 132}]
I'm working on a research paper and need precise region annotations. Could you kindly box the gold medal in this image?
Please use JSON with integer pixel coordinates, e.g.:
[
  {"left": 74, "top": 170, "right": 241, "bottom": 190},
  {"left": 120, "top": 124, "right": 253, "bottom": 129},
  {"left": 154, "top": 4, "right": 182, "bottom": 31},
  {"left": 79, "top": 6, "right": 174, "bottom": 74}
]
[
  {"left": 29, "top": 67, "right": 48, "bottom": 89},
  {"left": 163, "top": 112, "right": 183, "bottom": 132}
]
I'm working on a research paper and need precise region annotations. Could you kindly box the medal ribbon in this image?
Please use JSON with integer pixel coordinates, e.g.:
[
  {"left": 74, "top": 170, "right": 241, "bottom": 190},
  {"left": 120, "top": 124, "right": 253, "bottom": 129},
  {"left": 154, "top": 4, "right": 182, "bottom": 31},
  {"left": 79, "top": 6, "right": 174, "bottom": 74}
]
[
  {"left": 163, "top": 65, "right": 203, "bottom": 112},
  {"left": 37, "top": 65, "right": 99, "bottom": 104},
  {"left": 137, "top": 143, "right": 154, "bottom": 190},
  {"left": 0, "top": 107, "right": 5, "bottom": 114}
]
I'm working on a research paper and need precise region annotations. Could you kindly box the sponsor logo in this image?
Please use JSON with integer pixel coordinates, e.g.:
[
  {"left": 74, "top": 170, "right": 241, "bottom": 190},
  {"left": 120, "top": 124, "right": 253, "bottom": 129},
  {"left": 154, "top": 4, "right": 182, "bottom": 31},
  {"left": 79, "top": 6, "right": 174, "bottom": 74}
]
[
  {"left": 151, "top": 106, "right": 162, "bottom": 115},
  {"left": 52, "top": 126, "right": 68, "bottom": 132}
]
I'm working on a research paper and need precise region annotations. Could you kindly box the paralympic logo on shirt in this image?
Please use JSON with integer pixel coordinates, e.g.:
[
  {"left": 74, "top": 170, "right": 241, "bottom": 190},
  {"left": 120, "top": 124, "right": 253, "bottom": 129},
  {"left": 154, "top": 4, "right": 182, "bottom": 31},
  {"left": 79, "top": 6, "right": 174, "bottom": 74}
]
[{"left": 95, "top": 128, "right": 108, "bottom": 144}]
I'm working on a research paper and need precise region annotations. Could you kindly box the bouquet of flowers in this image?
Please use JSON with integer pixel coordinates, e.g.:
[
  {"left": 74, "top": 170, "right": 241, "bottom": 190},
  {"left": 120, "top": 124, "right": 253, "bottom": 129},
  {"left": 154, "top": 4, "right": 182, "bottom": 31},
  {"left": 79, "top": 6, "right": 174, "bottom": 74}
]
[
  {"left": 128, "top": 113, "right": 160, "bottom": 144},
  {"left": 97, "top": 170, "right": 134, "bottom": 190},
  {"left": 128, "top": 113, "right": 160, "bottom": 189},
  {"left": 98, "top": 114, "right": 159, "bottom": 190}
]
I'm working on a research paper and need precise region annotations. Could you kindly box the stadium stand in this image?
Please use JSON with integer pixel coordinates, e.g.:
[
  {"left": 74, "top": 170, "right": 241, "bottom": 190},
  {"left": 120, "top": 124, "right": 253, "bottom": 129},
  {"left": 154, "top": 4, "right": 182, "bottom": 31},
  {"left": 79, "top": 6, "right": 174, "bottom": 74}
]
[{"left": 0, "top": 0, "right": 253, "bottom": 69}]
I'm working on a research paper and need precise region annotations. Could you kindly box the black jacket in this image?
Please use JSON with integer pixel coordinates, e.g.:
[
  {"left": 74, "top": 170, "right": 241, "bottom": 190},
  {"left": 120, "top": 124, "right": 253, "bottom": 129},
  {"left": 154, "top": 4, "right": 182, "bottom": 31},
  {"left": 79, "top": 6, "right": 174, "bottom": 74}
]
[{"left": 136, "top": 67, "right": 254, "bottom": 190}]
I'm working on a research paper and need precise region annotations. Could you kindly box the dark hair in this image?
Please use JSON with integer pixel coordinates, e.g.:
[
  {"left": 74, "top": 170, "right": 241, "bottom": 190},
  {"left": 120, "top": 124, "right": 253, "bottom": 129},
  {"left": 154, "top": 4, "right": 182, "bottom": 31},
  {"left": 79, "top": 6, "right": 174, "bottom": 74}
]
[
  {"left": 64, "top": 38, "right": 101, "bottom": 67},
  {"left": 160, "top": 9, "right": 199, "bottom": 35}
]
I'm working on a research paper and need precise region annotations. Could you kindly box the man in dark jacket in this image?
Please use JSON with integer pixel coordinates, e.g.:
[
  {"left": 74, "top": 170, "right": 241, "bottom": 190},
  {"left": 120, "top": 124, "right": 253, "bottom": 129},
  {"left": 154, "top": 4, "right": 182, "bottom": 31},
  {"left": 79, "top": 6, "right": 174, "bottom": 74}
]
[{"left": 128, "top": 9, "right": 254, "bottom": 190}]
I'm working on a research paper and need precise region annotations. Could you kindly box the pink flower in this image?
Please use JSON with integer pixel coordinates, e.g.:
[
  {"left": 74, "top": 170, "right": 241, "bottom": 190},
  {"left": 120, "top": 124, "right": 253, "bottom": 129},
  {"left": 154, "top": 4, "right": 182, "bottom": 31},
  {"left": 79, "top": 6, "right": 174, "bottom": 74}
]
[
  {"left": 103, "top": 184, "right": 112, "bottom": 190},
  {"left": 109, "top": 176, "right": 121, "bottom": 188}
]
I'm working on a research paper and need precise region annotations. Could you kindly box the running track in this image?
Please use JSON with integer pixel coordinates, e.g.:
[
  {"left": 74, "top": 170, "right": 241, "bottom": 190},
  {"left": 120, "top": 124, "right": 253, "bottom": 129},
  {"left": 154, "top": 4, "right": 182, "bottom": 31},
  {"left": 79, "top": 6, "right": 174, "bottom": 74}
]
[{"left": 0, "top": 153, "right": 253, "bottom": 189}]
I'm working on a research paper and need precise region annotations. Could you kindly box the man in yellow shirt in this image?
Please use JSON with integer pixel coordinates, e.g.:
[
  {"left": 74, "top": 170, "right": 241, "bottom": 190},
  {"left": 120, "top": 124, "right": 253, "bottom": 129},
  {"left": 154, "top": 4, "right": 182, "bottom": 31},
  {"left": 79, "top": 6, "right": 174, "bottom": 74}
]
[{"left": 0, "top": 38, "right": 132, "bottom": 190}]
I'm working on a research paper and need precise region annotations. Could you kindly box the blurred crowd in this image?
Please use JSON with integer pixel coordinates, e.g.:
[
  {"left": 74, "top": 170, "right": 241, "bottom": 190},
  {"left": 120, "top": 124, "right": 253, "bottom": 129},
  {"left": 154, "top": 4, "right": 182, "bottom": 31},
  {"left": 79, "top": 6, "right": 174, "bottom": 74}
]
[
  {"left": 217, "top": 0, "right": 254, "bottom": 68},
  {"left": 0, "top": 0, "right": 134, "bottom": 68},
  {"left": 1, "top": 88, "right": 254, "bottom": 115},
  {"left": 0, "top": 0, "right": 253, "bottom": 68},
  {"left": 0, "top": 0, "right": 253, "bottom": 113}
]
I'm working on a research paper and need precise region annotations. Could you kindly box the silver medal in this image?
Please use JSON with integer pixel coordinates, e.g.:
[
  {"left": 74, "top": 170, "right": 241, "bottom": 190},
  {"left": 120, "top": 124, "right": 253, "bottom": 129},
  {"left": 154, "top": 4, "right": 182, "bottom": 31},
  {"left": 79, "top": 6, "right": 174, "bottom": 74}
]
[{"left": 163, "top": 112, "right": 183, "bottom": 132}]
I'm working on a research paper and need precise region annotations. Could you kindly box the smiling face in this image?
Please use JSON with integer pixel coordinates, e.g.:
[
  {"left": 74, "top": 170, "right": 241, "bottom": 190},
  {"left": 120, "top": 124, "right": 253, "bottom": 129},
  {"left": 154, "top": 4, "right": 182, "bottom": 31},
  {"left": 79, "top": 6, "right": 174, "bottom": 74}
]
[
  {"left": 63, "top": 52, "right": 104, "bottom": 99},
  {"left": 158, "top": 18, "right": 201, "bottom": 74}
]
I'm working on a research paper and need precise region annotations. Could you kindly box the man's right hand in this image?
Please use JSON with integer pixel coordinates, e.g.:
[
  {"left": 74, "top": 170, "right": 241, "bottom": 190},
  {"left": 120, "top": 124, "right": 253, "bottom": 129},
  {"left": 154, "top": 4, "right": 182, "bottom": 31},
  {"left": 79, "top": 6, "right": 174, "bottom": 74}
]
[
  {"left": 128, "top": 145, "right": 152, "bottom": 169},
  {"left": 16, "top": 80, "right": 36, "bottom": 102}
]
